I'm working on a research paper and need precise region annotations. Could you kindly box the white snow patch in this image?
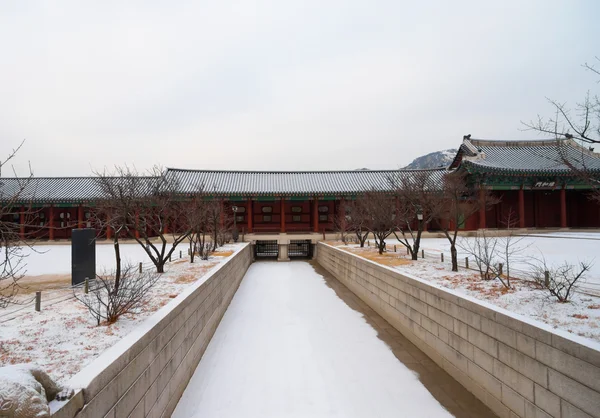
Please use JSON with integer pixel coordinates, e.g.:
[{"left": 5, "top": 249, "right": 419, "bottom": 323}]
[
  {"left": 0, "top": 244, "right": 244, "bottom": 386},
  {"left": 173, "top": 262, "right": 453, "bottom": 418},
  {"left": 417, "top": 235, "right": 600, "bottom": 286},
  {"left": 336, "top": 237, "right": 600, "bottom": 344},
  {"left": 18, "top": 243, "right": 155, "bottom": 276}
]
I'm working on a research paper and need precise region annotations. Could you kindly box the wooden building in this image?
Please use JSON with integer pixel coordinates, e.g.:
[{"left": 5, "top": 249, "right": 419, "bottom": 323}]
[
  {"left": 1, "top": 137, "right": 599, "bottom": 239},
  {"left": 450, "top": 137, "right": 600, "bottom": 229}
]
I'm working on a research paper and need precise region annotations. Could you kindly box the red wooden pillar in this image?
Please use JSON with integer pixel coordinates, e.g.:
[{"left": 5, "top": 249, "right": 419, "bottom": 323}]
[
  {"left": 164, "top": 219, "right": 169, "bottom": 234},
  {"left": 77, "top": 205, "right": 84, "bottom": 229},
  {"left": 313, "top": 198, "right": 319, "bottom": 233},
  {"left": 280, "top": 198, "right": 286, "bottom": 233},
  {"left": 247, "top": 198, "right": 253, "bottom": 233},
  {"left": 220, "top": 199, "right": 224, "bottom": 229},
  {"left": 560, "top": 187, "right": 567, "bottom": 228},
  {"left": 19, "top": 206, "right": 25, "bottom": 239},
  {"left": 49, "top": 205, "right": 55, "bottom": 240},
  {"left": 518, "top": 188, "right": 525, "bottom": 228},
  {"left": 340, "top": 198, "right": 346, "bottom": 231},
  {"left": 478, "top": 188, "right": 486, "bottom": 229},
  {"left": 135, "top": 210, "right": 140, "bottom": 239}
]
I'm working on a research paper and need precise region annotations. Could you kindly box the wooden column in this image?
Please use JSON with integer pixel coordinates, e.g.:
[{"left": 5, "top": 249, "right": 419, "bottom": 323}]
[
  {"left": 280, "top": 198, "right": 286, "bottom": 233},
  {"left": 478, "top": 188, "right": 486, "bottom": 229},
  {"left": 518, "top": 188, "right": 525, "bottom": 228},
  {"left": 560, "top": 187, "right": 567, "bottom": 228},
  {"left": 340, "top": 198, "right": 346, "bottom": 232},
  {"left": 135, "top": 210, "right": 140, "bottom": 239},
  {"left": 49, "top": 205, "right": 55, "bottom": 240},
  {"left": 77, "top": 205, "right": 84, "bottom": 229},
  {"left": 313, "top": 198, "right": 319, "bottom": 233},
  {"left": 164, "top": 219, "right": 169, "bottom": 234},
  {"left": 19, "top": 206, "right": 25, "bottom": 239},
  {"left": 220, "top": 199, "right": 224, "bottom": 229},
  {"left": 247, "top": 198, "right": 253, "bottom": 233}
]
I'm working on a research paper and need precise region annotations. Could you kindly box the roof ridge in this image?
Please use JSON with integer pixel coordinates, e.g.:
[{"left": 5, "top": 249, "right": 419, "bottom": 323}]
[
  {"left": 165, "top": 167, "right": 446, "bottom": 174},
  {"left": 469, "top": 138, "right": 569, "bottom": 147}
]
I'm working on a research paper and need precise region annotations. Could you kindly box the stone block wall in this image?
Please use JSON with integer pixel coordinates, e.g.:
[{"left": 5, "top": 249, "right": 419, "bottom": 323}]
[
  {"left": 317, "top": 243, "right": 600, "bottom": 418},
  {"left": 51, "top": 244, "right": 253, "bottom": 418}
]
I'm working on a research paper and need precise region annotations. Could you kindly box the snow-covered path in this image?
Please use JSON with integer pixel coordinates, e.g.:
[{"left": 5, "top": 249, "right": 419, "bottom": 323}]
[{"left": 173, "top": 262, "right": 485, "bottom": 418}]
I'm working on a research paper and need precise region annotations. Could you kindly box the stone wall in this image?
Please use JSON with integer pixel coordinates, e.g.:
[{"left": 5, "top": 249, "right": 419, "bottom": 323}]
[
  {"left": 317, "top": 243, "right": 600, "bottom": 418},
  {"left": 51, "top": 244, "right": 253, "bottom": 418}
]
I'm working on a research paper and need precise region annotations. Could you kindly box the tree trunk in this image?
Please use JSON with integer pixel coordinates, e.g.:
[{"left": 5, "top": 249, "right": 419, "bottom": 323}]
[
  {"left": 411, "top": 248, "right": 418, "bottom": 260},
  {"left": 357, "top": 231, "right": 365, "bottom": 247},
  {"left": 114, "top": 233, "right": 122, "bottom": 291},
  {"left": 451, "top": 244, "right": 458, "bottom": 272},
  {"left": 156, "top": 261, "right": 165, "bottom": 273}
]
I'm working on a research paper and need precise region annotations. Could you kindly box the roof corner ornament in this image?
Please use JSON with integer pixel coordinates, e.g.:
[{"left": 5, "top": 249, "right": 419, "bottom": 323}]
[{"left": 463, "top": 134, "right": 471, "bottom": 140}]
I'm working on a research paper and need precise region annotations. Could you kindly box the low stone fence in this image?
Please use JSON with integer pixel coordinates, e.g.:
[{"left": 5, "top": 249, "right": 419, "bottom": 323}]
[
  {"left": 51, "top": 243, "right": 253, "bottom": 418},
  {"left": 317, "top": 242, "right": 600, "bottom": 418}
]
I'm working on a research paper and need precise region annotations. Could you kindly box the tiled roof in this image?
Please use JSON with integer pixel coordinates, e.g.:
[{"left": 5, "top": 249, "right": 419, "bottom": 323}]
[
  {"left": 164, "top": 168, "right": 447, "bottom": 196},
  {"left": 0, "top": 169, "right": 447, "bottom": 202},
  {"left": 452, "top": 138, "right": 600, "bottom": 174},
  {"left": 0, "top": 177, "right": 104, "bottom": 203}
]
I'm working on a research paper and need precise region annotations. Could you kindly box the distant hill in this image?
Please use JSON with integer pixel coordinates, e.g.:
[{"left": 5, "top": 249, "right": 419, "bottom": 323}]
[{"left": 403, "top": 149, "right": 457, "bottom": 169}]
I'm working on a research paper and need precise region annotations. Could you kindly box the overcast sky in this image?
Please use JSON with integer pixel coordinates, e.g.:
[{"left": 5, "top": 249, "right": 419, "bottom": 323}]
[{"left": 1, "top": 1, "right": 599, "bottom": 176}]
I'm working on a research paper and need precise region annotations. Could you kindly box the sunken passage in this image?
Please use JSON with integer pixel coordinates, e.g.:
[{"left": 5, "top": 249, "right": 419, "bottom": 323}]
[{"left": 172, "top": 262, "right": 493, "bottom": 417}]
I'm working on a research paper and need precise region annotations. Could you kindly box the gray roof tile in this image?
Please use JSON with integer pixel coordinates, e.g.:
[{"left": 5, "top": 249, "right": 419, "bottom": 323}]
[
  {"left": 456, "top": 138, "right": 600, "bottom": 174},
  {"left": 164, "top": 168, "right": 446, "bottom": 196}
]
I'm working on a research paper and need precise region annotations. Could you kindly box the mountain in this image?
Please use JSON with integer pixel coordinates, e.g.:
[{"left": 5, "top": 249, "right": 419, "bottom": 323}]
[{"left": 403, "top": 149, "right": 457, "bottom": 169}]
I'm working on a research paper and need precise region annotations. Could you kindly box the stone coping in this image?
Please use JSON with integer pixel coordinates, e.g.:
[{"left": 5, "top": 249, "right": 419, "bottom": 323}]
[{"left": 50, "top": 243, "right": 251, "bottom": 418}]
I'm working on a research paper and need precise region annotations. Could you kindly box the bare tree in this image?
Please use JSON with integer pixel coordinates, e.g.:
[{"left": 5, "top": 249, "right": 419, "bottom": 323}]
[
  {"left": 184, "top": 193, "right": 209, "bottom": 263},
  {"left": 439, "top": 171, "right": 498, "bottom": 271},
  {"left": 531, "top": 259, "right": 593, "bottom": 303},
  {"left": 334, "top": 200, "right": 351, "bottom": 244},
  {"left": 390, "top": 170, "right": 444, "bottom": 260},
  {"left": 345, "top": 198, "right": 371, "bottom": 247},
  {"left": 74, "top": 264, "right": 159, "bottom": 325},
  {"left": 0, "top": 140, "right": 35, "bottom": 307},
  {"left": 202, "top": 197, "right": 233, "bottom": 251},
  {"left": 459, "top": 229, "right": 498, "bottom": 281},
  {"left": 523, "top": 56, "right": 600, "bottom": 202},
  {"left": 459, "top": 211, "right": 528, "bottom": 289},
  {"left": 523, "top": 57, "right": 599, "bottom": 144},
  {"left": 360, "top": 190, "right": 396, "bottom": 254},
  {"left": 93, "top": 166, "right": 192, "bottom": 274}
]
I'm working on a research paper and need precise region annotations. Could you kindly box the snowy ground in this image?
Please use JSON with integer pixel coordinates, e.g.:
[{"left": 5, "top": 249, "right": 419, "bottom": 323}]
[
  {"left": 336, "top": 233, "right": 600, "bottom": 342},
  {"left": 418, "top": 233, "right": 600, "bottom": 286},
  {"left": 173, "top": 262, "right": 454, "bottom": 418},
  {"left": 19, "top": 243, "right": 157, "bottom": 276},
  {"left": 0, "top": 244, "right": 242, "bottom": 385}
]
